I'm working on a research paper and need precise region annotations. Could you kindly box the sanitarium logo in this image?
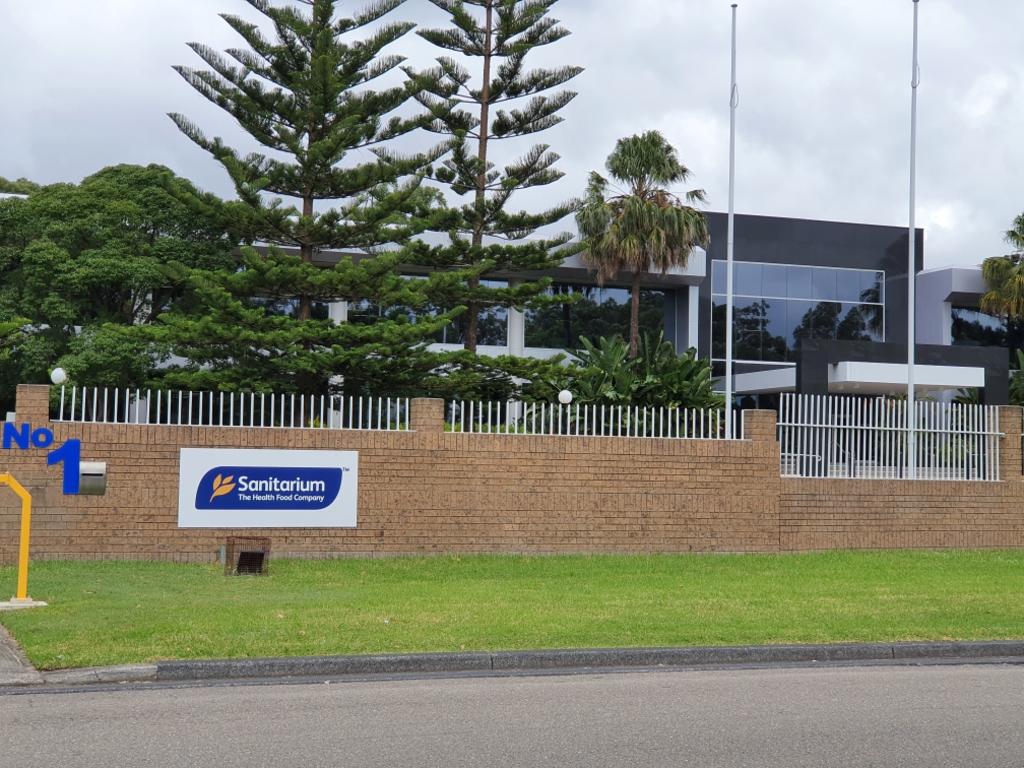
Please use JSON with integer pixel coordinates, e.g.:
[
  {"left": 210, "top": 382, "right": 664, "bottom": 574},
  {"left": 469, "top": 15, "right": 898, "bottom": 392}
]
[{"left": 196, "top": 465, "right": 343, "bottom": 511}]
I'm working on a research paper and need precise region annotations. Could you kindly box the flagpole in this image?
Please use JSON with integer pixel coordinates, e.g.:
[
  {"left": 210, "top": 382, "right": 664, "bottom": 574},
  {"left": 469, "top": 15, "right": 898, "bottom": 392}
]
[
  {"left": 907, "top": 0, "right": 920, "bottom": 478},
  {"left": 725, "top": 2, "right": 738, "bottom": 438}
]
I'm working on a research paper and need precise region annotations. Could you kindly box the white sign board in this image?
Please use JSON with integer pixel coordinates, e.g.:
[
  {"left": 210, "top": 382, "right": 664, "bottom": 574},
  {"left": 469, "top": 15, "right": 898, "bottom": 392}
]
[{"left": 178, "top": 448, "right": 358, "bottom": 528}]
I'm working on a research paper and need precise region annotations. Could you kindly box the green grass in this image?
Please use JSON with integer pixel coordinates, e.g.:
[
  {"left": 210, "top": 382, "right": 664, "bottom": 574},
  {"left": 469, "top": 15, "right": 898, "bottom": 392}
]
[{"left": 3, "top": 551, "right": 1024, "bottom": 670}]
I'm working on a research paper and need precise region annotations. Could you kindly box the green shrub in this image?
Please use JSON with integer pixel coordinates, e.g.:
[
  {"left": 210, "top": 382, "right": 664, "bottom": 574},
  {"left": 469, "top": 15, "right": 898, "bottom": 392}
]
[{"left": 531, "top": 332, "right": 723, "bottom": 409}]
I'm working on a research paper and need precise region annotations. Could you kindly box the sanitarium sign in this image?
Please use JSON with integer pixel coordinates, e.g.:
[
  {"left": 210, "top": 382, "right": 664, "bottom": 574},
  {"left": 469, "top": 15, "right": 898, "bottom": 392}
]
[{"left": 178, "top": 448, "right": 358, "bottom": 528}]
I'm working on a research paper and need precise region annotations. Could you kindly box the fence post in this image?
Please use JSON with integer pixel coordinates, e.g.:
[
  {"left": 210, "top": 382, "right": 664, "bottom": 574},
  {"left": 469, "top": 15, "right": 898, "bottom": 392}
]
[
  {"left": 741, "top": 409, "right": 777, "bottom": 443},
  {"left": 410, "top": 398, "right": 445, "bottom": 433},
  {"left": 14, "top": 384, "right": 50, "bottom": 425},
  {"left": 997, "top": 405, "right": 1022, "bottom": 481}
]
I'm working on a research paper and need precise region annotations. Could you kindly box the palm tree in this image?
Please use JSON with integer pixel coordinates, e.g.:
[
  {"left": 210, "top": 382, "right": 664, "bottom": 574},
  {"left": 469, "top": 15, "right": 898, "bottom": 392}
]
[
  {"left": 981, "top": 216, "right": 1024, "bottom": 318},
  {"left": 577, "top": 131, "right": 709, "bottom": 357},
  {"left": 980, "top": 255, "right": 1024, "bottom": 318},
  {"left": 1007, "top": 213, "right": 1024, "bottom": 254}
]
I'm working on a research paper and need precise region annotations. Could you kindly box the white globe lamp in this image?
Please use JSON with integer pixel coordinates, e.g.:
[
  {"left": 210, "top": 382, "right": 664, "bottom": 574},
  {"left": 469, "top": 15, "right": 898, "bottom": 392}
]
[
  {"left": 557, "top": 389, "right": 573, "bottom": 405},
  {"left": 50, "top": 367, "right": 68, "bottom": 386}
]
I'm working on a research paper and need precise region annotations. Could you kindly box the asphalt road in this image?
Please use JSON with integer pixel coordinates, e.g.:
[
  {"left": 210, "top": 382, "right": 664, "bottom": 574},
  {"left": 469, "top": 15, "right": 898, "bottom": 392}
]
[{"left": 3, "top": 663, "right": 1024, "bottom": 767}]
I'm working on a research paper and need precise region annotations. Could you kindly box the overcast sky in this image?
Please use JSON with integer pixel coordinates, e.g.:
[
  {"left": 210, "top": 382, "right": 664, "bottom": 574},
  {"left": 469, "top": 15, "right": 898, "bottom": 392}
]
[{"left": 1, "top": 0, "right": 1022, "bottom": 269}]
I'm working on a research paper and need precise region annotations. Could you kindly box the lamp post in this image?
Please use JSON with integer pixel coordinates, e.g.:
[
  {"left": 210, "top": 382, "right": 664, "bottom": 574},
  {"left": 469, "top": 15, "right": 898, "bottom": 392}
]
[
  {"left": 906, "top": 0, "right": 920, "bottom": 478},
  {"left": 724, "top": 2, "right": 739, "bottom": 438}
]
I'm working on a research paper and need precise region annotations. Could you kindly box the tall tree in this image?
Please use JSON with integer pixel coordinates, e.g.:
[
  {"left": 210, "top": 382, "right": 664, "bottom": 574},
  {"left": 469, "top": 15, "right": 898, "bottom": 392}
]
[
  {"left": 412, "top": 0, "right": 583, "bottom": 351},
  {"left": 0, "top": 164, "right": 236, "bottom": 410},
  {"left": 165, "top": 0, "right": 464, "bottom": 394},
  {"left": 980, "top": 215, "right": 1024, "bottom": 319},
  {"left": 576, "top": 131, "right": 710, "bottom": 358}
]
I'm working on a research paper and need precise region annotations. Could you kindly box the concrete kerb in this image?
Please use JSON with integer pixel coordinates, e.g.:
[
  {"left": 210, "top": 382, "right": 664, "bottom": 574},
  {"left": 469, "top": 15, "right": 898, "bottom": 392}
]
[
  {"left": 18, "top": 640, "right": 1024, "bottom": 686},
  {"left": 41, "top": 664, "right": 158, "bottom": 686}
]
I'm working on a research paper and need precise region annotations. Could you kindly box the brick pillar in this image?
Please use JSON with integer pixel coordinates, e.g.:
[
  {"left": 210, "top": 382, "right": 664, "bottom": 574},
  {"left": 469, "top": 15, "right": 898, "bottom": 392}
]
[
  {"left": 410, "top": 398, "right": 445, "bottom": 433},
  {"left": 998, "top": 405, "right": 1022, "bottom": 481},
  {"left": 742, "top": 409, "right": 777, "bottom": 443},
  {"left": 14, "top": 384, "right": 51, "bottom": 424}
]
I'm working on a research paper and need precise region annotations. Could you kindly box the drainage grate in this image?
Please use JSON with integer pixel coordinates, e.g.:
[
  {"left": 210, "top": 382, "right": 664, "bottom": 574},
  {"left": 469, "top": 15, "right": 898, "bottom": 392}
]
[{"left": 225, "top": 536, "right": 271, "bottom": 576}]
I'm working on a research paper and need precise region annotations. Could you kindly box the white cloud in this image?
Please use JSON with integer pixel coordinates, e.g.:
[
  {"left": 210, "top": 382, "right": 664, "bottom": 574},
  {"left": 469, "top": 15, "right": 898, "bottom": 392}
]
[
  {"left": 0, "top": 0, "right": 1022, "bottom": 269},
  {"left": 959, "top": 71, "right": 1014, "bottom": 123}
]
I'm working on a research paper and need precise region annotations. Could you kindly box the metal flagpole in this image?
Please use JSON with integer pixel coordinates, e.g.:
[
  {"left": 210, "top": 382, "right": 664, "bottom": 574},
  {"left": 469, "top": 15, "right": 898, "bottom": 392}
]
[
  {"left": 725, "top": 2, "right": 738, "bottom": 438},
  {"left": 907, "top": 0, "right": 920, "bottom": 478}
]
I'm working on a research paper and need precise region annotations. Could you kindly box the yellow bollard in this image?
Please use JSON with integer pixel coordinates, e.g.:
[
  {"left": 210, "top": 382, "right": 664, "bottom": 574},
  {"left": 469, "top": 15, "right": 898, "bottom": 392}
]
[{"left": 0, "top": 473, "right": 33, "bottom": 601}]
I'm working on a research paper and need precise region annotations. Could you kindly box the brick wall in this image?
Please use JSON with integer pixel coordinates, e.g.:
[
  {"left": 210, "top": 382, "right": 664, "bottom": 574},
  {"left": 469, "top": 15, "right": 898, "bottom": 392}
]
[
  {"left": 0, "top": 386, "right": 780, "bottom": 562},
  {"left": 4, "top": 385, "right": 1024, "bottom": 562},
  {"left": 779, "top": 406, "right": 1024, "bottom": 551}
]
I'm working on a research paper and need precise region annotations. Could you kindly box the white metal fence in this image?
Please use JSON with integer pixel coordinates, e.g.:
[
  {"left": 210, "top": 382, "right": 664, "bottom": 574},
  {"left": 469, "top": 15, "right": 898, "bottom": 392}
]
[
  {"left": 778, "top": 393, "right": 1001, "bottom": 481},
  {"left": 447, "top": 400, "right": 741, "bottom": 439},
  {"left": 53, "top": 386, "right": 410, "bottom": 431}
]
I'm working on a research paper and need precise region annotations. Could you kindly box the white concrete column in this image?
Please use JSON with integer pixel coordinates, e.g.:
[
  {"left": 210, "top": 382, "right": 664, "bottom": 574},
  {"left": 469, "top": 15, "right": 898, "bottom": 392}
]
[
  {"left": 507, "top": 280, "right": 525, "bottom": 356},
  {"left": 687, "top": 284, "right": 701, "bottom": 354},
  {"left": 328, "top": 301, "right": 349, "bottom": 324}
]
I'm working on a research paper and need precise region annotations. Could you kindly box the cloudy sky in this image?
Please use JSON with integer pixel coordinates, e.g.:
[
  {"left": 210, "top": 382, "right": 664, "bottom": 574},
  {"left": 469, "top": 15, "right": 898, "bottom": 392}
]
[{"left": 1, "top": 0, "right": 1022, "bottom": 268}]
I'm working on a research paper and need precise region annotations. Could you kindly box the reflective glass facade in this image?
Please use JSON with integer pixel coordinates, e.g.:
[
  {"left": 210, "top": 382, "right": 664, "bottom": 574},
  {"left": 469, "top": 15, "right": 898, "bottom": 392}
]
[
  {"left": 525, "top": 283, "right": 667, "bottom": 349},
  {"left": 711, "top": 261, "right": 884, "bottom": 364},
  {"left": 951, "top": 306, "right": 1024, "bottom": 350}
]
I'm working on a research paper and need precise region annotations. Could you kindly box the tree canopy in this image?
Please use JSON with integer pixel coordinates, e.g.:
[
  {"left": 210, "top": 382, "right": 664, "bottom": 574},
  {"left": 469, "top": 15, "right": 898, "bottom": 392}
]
[
  {"left": 0, "top": 164, "right": 237, "bottom": 412},
  {"left": 0, "top": 176, "right": 40, "bottom": 195}
]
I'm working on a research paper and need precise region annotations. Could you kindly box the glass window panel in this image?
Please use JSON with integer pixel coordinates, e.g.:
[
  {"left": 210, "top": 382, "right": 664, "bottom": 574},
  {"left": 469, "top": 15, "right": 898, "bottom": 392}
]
[
  {"left": 475, "top": 306, "right": 508, "bottom": 345},
  {"left": 601, "top": 286, "right": 631, "bottom": 305},
  {"left": 735, "top": 262, "right": 763, "bottom": 296},
  {"left": 951, "top": 306, "right": 1007, "bottom": 347},
  {"left": 762, "top": 298, "right": 789, "bottom": 361},
  {"left": 835, "top": 270, "right": 864, "bottom": 302},
  {"left": 786, "top": 266, "right": 814, "bottom": 299},
  {"left": 712, "top": 260, "right": 726, "bottom": 293},
  {"left": 762, "top": 264, "right": 788, "bottom": 297},
  {"left": 790, "top": 300, "right": 842, "bottom": 346},
  {"left": 638, "top": 289, "right": 667, "bottom": 339},
  {"left": 836, "top": 303, "right": 869, "bottom": 341},
  {"left": 812, "top": 267, "right": 838, "bottom": 301},
  {"left": 712, "top": 295, "right": 726, "bottom": 359},
  {"left": 846, "top": 302, "right": 883, "bottom": 341},
  {"left": 860, "top": 270, "right": 884, "bottom": 303},
  {"left": 732, "top": 297, "right": 764, "bottom": 360},
  {"left": 526, "top": 283, "right": 666, "bottom": 349}
]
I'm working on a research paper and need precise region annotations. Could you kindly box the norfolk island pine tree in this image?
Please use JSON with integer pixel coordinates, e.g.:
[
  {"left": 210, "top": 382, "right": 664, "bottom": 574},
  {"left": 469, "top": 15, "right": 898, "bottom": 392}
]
[
  {"left": 157, "top": 0, "right": 477, "bottom": 396},
  {"left": 408, "top": 0, "right": 584, "bottom": 352}
]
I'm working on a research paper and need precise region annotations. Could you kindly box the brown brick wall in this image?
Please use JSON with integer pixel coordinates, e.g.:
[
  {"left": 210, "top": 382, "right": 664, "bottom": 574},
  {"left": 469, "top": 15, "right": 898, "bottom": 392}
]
[
  {"left": 0, "top": 386, "right": 780, "bottom": 562},
  {"left": 780, "top": 406, "right": 1024, "bottom": 551},
  {"left": 5, "top": 384, "right": 1024, "bottom": 561}
]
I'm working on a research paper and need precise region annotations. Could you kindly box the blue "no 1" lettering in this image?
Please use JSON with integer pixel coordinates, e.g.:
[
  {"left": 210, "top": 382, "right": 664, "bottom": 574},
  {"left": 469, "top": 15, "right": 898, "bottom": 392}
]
[
  {"left": 2, "top": 422, "right": 81, "bottom": 495},
  {"left": 47, "top": 440, "right": 81, "bottom": 495}
]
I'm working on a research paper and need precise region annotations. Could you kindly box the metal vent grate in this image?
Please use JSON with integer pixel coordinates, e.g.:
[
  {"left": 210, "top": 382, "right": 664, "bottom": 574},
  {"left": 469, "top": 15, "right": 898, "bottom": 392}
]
[{"left": 225, "top": 536, "right": 271, "bottom": 576}]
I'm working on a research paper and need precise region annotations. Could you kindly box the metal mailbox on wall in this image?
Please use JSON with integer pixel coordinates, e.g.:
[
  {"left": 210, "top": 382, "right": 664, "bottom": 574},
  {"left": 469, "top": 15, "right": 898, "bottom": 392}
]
[{"left": 177, "top": 448, "right": 358, "bottom": 528}]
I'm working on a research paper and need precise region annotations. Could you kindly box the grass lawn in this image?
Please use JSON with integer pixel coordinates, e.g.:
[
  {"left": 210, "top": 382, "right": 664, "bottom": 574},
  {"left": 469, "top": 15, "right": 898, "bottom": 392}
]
[{"left": 2, "top": 550, "right": 1024, "bottom": 670}]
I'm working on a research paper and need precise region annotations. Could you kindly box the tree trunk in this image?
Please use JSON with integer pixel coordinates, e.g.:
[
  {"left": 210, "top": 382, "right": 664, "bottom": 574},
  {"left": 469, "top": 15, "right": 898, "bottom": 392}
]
[
  {"left": 466, "top": 0, "right": 494, "bottom": 353},
  {"left": 464, "top": 284, "right": 479, "bottom": 350},
  {"left": 629, "top": 269, "right": 641, "bottom": 358},
  {"left": 297, "top": 194, "right": 314, "bottom": 321}
]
